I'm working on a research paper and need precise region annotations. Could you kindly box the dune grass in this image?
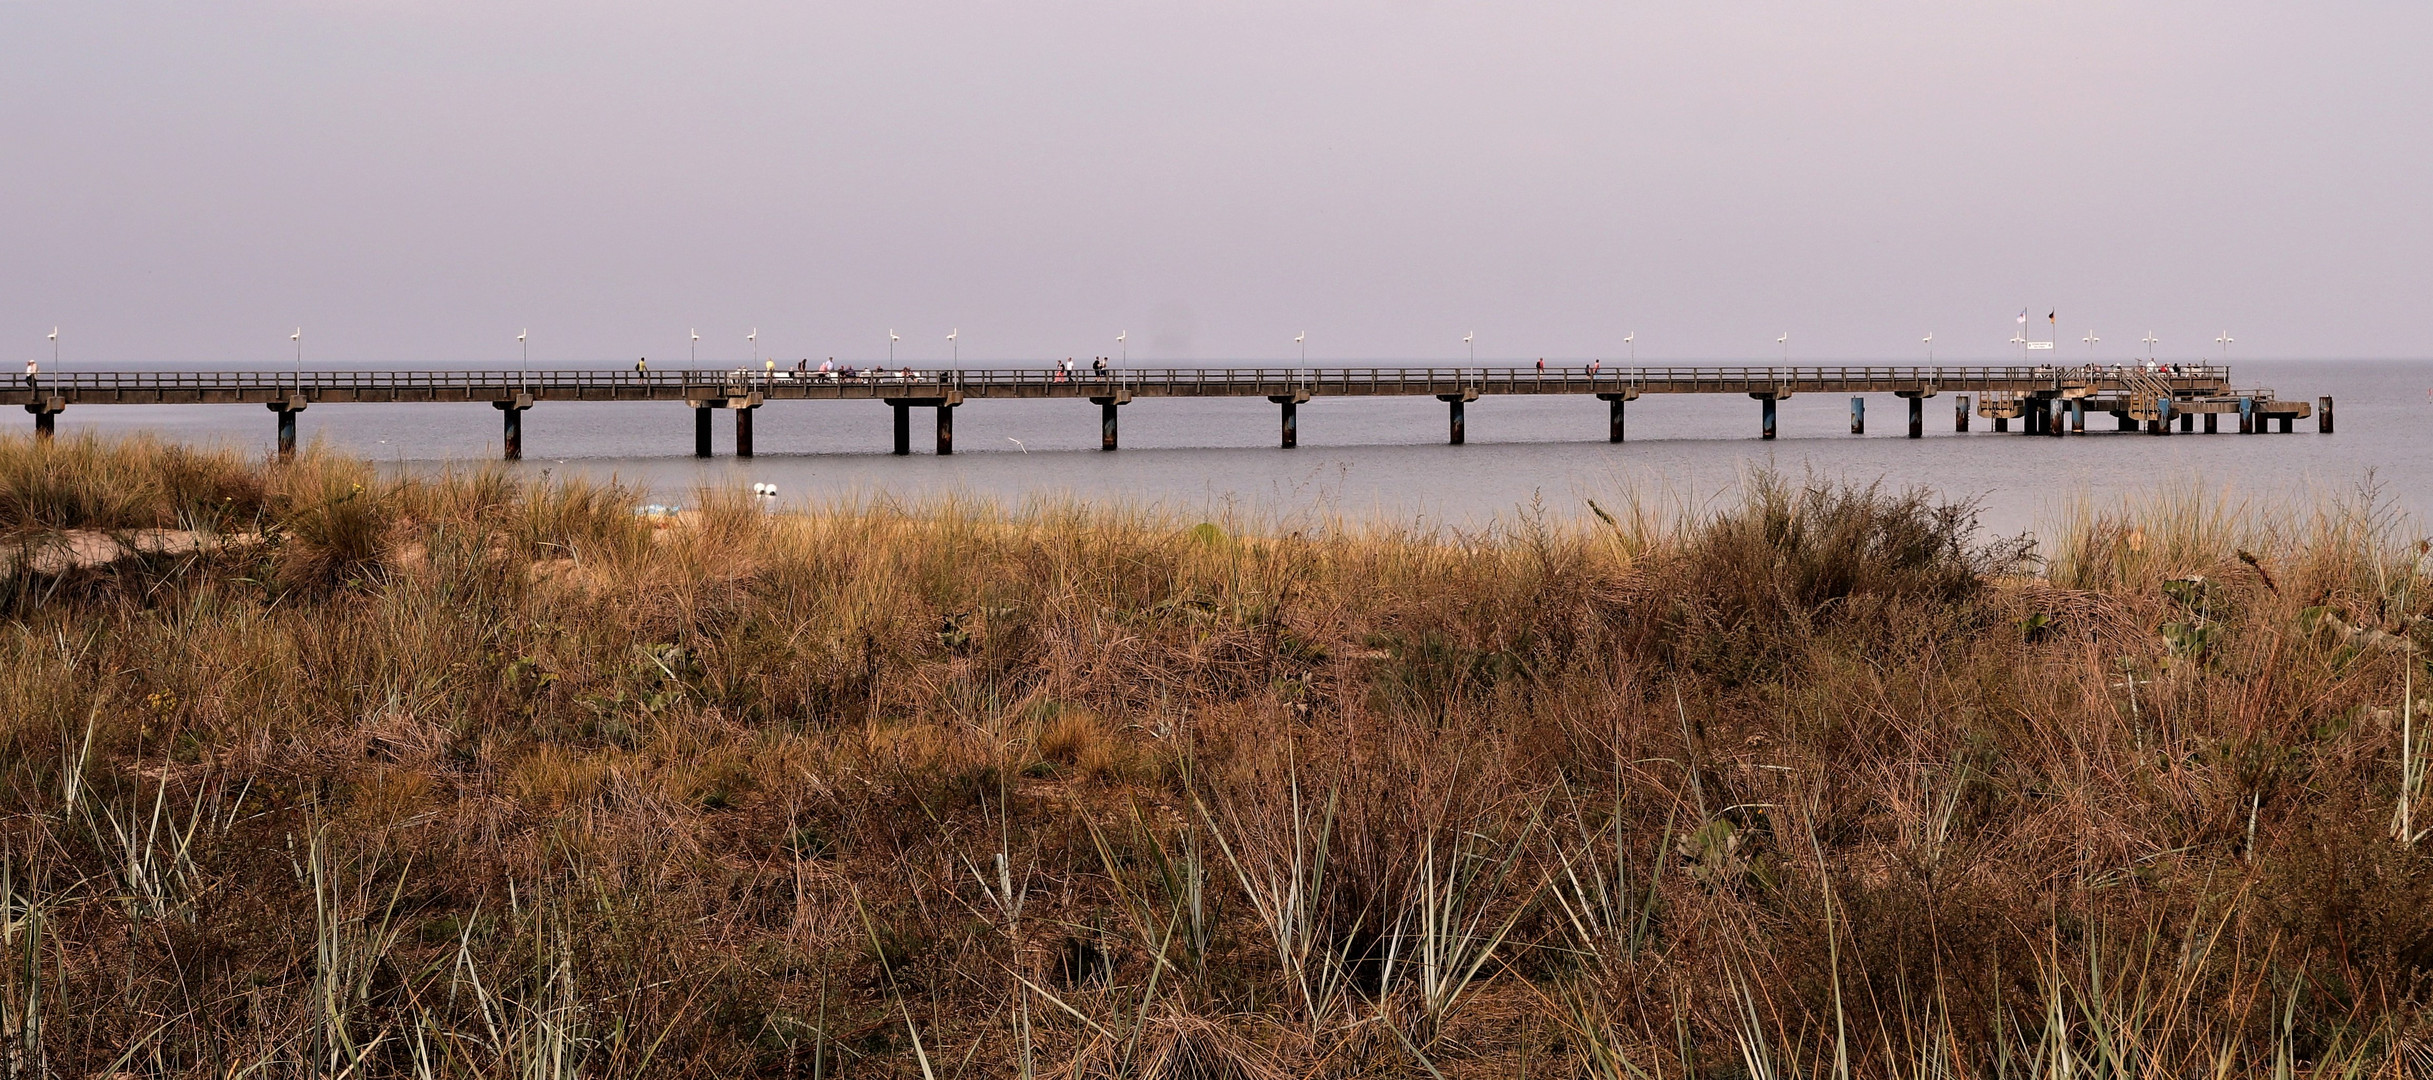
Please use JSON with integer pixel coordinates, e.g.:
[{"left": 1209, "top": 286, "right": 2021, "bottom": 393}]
[{"left": 2, "top": 432, "right": 2431, "bottom": 1077}]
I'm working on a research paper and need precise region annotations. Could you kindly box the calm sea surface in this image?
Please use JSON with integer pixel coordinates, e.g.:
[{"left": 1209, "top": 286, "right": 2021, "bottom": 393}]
[{"left": 39, "top": 360, "right": 2433, "bottom": 538}]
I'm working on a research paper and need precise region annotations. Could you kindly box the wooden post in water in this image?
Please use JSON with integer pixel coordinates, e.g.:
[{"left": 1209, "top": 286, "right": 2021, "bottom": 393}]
[
  {"left": 2320, "top": 396, "right": 2334, "bottom": 434},
  {"left": 735, "top": 403, "right": 755, "bottom": 459},
  {"left": 1850, "top": 396, "right": 1864, "bottom": 435},
  {"left": 935, "top": 404, "right": 955, "bottom": 454},
  {"left": 892, "top": 402, "right": 911, "bottom": 455},
  {"left": 693, "top": 402, "right": 714, "bottom": 458}
]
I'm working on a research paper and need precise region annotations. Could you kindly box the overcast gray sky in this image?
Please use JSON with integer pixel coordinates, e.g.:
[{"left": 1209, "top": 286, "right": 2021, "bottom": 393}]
[{"left": 4, "top": 2, "right": 2426, "bottom": 365}]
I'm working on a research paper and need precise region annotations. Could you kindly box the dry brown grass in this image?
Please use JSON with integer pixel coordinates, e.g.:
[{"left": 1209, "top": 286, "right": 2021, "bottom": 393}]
[{"left": 3, "top": 433, "right": 2431, "bottom": 1077}]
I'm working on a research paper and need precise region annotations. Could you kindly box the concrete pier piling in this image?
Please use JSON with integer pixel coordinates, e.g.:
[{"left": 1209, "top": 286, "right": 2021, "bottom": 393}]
[
  {"left": 935, "top": 404, "right": 955, "bottom": 454},
  {"left": 1902, "top": 393, "right": 1924, "bottom": 439},
  {"left": 1438, "top": 389, "right": 1477, "bottom": 445},
  {"left": 1955, "top": 396, "right": 1970, "bottom": 432},
  {"left": 1269, "top": 391, "right": 1308, "bottom": 448},
  {"left": 891, "top": 402, "right": 911, "bottom": 456},
  {"left": 694, "top": 402, "right": 714, "bottom": 457},
  {"left": 1599, "top": 392, "right": 1633, "bottom": 443},
  {"left": 495, "top": 395, "right": 532, "bottom": 460},
  {"left": 270, "top": 396, "right": 306, "bottom": 459},
  {"left": 735, "top": 403, "right": 755, "bottom": 458},
  {"left": 1091, "top": 393, "right": 1129, "bottom": 451},
  {"left": 2320, "top": 396, "right": 2334, "bottom": 434},
  {"left": 1850, "top": 396, "right": 1864, "bottom": 435},
  {"left": 1755, "top": 393, "right": 1780, "bottom": 440},
  {"left": 26, "top": 397, "right": 62, "bottom": 440}
]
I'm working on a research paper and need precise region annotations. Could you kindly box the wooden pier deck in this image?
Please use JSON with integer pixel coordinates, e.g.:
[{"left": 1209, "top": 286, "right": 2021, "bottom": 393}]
[{"left": 7, "top": 364, "right": 2328, "bottom": 458}]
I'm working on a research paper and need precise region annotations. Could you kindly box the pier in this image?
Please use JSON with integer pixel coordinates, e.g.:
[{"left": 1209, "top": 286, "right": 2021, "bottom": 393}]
[{"left": 8, "top": 364, "right": 2326, "bottom": 458}]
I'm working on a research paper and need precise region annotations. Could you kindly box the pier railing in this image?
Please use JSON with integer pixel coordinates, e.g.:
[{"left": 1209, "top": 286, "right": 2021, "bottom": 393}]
[{"left": 13, "top": 363, "right": 2236, "bottom": 401}]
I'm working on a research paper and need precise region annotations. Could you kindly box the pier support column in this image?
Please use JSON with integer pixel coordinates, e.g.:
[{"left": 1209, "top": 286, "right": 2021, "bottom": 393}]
[
  {"left": 892, "top": 402, "right": 911, "bottom": 455},
  {"left": 1994, "top": 415, "right": 2008, "bottom": 433},
  {"left": 1598, "top": 392, "right": 1635, "bottom": 443},
  {"left": 2178, "top": 411, "right": 2193, "bottom": 434},
  {"left": 2156, "top": 398, "right": 2173, "bottom": 436},
  {"left": 693, "top": 402, "right": 714, "bottom": 458},
  {"left": 494, "top": 394, "right": 533, "bottom": 461},
  {"left": 1955, "top": 396, "right": 1970, "bottom": 432},
  {"left": 1091, "top": 393, "right": 1130, "bottom": 451},
  {"left": 1902, "top": 393, "right": 1924, "bottom": 439},
  {"left": 2320, "top": 396, "right": 2334, "bottom": 434},
  {"left": 1752, "top": 393, "right": 1782, "bottom": 440},
  {"left": 2238, "top": 399, "right": 2253, "bottom": 434},
  {"left": 935, "top": 404, "right": 956, "bottom": 454},
  {"left": 269, "top": 396, "right": 307, "bottom": 459},
  {"left": 2071, "top": 400, "right": 2086, "bottom": 434},
  {"left": 2049, "top": 399, "right": 2064, "bottom": 438},
  {"left": 735, "top": 404, "right": 756, "bottom": 459},
  {"left": 25, "top": 398, "right": 62, "bottom": 441},
  {"left": 1850, "top": 396, "right": 1864, "bottom": 435},
  {"left": 1438, "top": 390, "right": 1477, "bottom": 445},
  {"left": 2278, "top": 415, "right": 2293, "bottom": 433},
  {"left": 1270, "top": 391, "right": 1309, "bottom": 448},
  {"left": 2117, "top": 411, "right": 2137, "bottom": 431},
  {"left": 2023, "top": 401, "right": 2041, "bottom": 435}
]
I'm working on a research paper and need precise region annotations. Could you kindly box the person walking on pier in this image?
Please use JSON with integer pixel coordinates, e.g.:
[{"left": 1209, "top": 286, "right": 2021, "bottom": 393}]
[
  {"left": 22, "top": 359, "right": 35, "bottom": 389},
  {"left": 636, "top": 357, "right": 648, "bottom": 378},
  {"left": 1536, "top": 357, "right": 1545, "bottom": 374},
  {"left": 1092, "top": 356, "right": 1107, "bottom": 375},
  {"left": 1587, "top": 358, "right": 1601, "bottom": 376}
]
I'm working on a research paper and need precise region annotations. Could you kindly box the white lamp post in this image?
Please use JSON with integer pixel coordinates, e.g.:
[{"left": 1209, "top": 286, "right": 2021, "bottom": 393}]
[
  {"left": 2141, "top": 332, "right": 2159, "bottom": 362},
  {"left": 747, "top": 328, "right": 757, "bottom": 367},
  {"left": 1295, "top": 331, "right": 1306, "bottom": 364},
  {"left": 947, "top": 328, "right": 958, "bottom": 364},
  {"left": 2081, "top": 330, "right": 2099, "bottom": 359},
  {"left": 1624, "top": 332, "right": 1635, "bottom": 364},
  {"left": 1463, "top": 331, "right": 1474, "bottom": 364},
  {"left": 889, "top": 330, "right": 899, "bottom": 364},
  {"left": 1923, "top": 332, "right": 1934, "bottom": 363},
  {"left": 2214, "top": 331, "right": 2233, "bottom": 364},
  {"left": 1116, "top": 330, "right": 1126, "bottom": 364},
  {"left": 690, "top": 329, "right": 699, "bottom": 367}
]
